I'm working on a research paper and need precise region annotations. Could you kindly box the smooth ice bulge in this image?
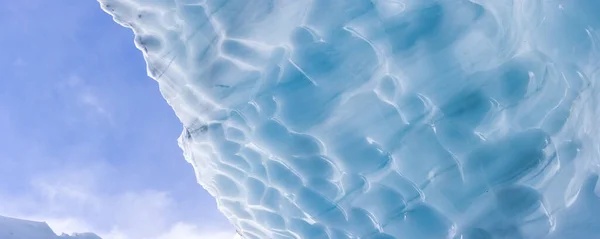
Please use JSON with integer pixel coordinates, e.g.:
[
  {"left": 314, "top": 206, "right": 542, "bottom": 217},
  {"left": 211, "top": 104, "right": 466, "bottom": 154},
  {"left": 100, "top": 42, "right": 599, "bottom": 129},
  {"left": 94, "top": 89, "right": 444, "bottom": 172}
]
[{"left": 99, "top": 0, "right": 600, "bottom": 238}]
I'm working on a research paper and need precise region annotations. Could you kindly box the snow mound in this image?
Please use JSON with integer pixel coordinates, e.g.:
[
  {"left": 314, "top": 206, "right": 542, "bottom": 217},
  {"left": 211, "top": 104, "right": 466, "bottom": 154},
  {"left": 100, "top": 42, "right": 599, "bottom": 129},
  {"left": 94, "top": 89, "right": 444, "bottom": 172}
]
[
  {"left": 0, "top": 215, "right": 101, "bottom": 239},
  {"left": 99, "top": 0, "right": 600, "bottom": 238}
]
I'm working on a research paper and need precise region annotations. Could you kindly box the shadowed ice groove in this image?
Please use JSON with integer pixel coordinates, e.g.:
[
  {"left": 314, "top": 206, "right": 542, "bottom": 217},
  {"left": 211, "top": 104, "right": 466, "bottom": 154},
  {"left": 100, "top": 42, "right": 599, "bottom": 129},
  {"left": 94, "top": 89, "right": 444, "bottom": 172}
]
[{"left": 100, "top": 0, "right": 600, "bottom": 238}]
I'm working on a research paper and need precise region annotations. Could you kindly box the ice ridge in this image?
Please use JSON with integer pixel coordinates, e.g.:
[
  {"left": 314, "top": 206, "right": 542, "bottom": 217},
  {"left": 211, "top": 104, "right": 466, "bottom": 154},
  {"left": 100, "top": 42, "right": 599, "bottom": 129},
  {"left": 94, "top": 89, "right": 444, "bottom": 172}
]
[
  {"left": 0, "top": 215, "right": 102, "bottom": 239},
  {"left": 99, "top": 0, "right": 600, "bottom": 238}
]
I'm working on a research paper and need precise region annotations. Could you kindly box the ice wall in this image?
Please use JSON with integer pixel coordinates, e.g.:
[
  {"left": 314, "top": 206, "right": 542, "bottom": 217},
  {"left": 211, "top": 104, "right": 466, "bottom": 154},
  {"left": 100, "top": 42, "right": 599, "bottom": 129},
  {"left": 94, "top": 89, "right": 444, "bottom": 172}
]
[{"left": 99, "top": 0, "right": 600, "bottom": 238}]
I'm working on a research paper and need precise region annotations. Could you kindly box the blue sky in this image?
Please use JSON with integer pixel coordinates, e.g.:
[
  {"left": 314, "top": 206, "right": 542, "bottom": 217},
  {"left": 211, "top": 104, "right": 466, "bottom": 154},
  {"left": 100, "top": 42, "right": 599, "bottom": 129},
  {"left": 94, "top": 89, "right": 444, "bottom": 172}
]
[{"left": 0, "top": 1, "right": 231, "bottom": 238}]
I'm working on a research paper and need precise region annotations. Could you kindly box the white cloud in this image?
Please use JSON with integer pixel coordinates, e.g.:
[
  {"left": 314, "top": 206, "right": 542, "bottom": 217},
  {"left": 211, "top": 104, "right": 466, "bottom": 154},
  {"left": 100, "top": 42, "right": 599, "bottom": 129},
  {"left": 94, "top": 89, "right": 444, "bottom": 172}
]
[
  {"left": 0, "top": 162, "right": 235, "bottom": 239},
  {"left": 79, "top": 90, "right": 111, "bottom": 119},
  {"left": 95, "top": 222, "right": 238, "bottom": 239},
  {"left": 155, "top": 222, "right": 237, "bottom": 239},
  {"left": 57, "top": 74, "right": 114, "bottom": 123}
]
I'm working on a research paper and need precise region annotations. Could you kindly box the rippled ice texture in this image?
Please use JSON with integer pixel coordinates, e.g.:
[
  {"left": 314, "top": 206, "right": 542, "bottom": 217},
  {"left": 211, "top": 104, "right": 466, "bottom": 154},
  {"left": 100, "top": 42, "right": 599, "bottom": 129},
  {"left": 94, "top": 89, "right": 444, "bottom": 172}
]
[{"left": 99, "top": 0, "right": 600, "bottom": 238}]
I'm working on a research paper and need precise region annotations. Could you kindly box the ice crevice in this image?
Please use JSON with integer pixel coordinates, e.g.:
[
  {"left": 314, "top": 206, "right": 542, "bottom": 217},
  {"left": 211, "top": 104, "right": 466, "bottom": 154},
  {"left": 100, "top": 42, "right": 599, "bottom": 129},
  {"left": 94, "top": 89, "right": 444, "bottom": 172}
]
[{"left": 99, "top": 0, "right": 600, "bottom": 238}]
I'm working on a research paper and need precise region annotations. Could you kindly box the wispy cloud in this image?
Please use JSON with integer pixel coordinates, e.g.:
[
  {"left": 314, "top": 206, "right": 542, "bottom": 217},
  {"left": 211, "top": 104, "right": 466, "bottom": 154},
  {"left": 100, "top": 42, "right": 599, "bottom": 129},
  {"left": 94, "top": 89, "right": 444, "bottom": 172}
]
[
  {"left": 155, "top": 223, "right": 238, "bottom": 239},
  {"left": 0, "top": 160, "right": 234, "bottom": 239},
  {"left": 56, "top": 74, "right": 114, "bottom": 124},
  {"left": 79, "top": 89, "right": 112, "bottom": 122}
]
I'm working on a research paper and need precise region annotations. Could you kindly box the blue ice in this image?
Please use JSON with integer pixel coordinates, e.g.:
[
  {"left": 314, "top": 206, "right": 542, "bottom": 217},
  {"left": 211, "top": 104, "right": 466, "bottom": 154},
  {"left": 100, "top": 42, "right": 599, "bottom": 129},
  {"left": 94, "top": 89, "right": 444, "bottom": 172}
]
[{"left": 100, "top": 0, "right": 600, "bottom": 238}]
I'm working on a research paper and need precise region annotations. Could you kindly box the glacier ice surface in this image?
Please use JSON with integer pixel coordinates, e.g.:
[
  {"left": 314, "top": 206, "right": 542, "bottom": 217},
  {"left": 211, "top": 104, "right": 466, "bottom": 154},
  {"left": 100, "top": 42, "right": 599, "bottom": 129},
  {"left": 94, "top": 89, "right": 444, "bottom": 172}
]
[
  {"left": 100, "top": 0, "right": 600, "bottom": 238},
  {"left": 0, "top": 215, "right": 101, "bottom": 239}
]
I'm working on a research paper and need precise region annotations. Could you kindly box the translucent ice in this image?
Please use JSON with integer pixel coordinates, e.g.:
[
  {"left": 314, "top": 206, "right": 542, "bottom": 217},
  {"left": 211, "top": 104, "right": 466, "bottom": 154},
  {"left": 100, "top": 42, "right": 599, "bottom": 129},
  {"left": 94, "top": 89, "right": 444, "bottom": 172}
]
[{"left": 99, "top": 0, "right": 600, "bottom": 238}]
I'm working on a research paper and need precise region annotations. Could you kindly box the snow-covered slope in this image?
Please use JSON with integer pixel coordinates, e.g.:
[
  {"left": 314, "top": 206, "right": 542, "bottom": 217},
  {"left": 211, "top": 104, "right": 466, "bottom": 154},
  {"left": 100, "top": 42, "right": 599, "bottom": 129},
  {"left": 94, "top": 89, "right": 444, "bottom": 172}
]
[
  {"left": 99, "top": 0, "right": 600, "bottom": 238},
  {"left": 0, "top": 215, "right": 101, "bottom": 239}
]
